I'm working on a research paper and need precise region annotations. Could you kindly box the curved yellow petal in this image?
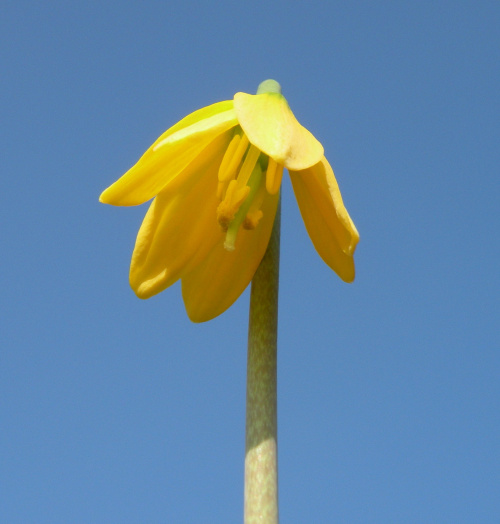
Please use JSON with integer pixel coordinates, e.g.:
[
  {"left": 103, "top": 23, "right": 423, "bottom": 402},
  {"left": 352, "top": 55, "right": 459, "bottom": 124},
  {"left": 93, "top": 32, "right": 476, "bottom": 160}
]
[
  {"left": 129, "top": 132, "right": 232, "bottom": 298},
  {"left": 100, "top": 101, "right": 237, "bottom": 206},
  {"left": 289, "top": 157, "right": 359, "bottom": 282},
  {"left": 181, "top": 191, "right": 280, "bottom": 322},
  {"left": 234, "top": 92, "right": 323, "bottom": 171},
  {"left": 150, "top": 100, "right": 234, "bottom": 148}
]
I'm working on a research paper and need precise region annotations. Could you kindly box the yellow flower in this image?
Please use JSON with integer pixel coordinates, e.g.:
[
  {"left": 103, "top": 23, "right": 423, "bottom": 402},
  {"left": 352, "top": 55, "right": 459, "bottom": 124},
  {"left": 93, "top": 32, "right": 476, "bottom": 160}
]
[{"left": 100, "top": 80, "right": 359, "bottom": 322}]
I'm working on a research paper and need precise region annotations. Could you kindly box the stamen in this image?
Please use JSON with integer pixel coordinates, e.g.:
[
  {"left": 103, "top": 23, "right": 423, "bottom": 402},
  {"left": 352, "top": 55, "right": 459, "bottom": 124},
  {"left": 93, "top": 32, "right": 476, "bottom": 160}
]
[
  {"left": 216, "top": 143, "right": 262, "bottom": 233},
  {"left": 215, "top": 133, "right": 271, "bottom": 251},
  {"left": 265, "top": 158, "right": 284, "bottom": 195},
  {"left": 217, "top": 133, "right": 249, "bottom": 200},
  {"left": 216, "top": 180, "right": 226, "bottom": 201},
  {"left": 224, "top": 163, "right": 263, "bottom": 251},
  {"left": 243, "top": 181, "right": 267, "bottom": 230},
  {"left": 217, "top": 180, "right": 250, "bottom": 231},
  {"left": 218, "top": 133, "right": 249, "bottom": 183},
  {"left": 218, "top": 134, "right": 240, "bottom": 181},
  {"left": 243, "top": 210, "right": 263, "bottom": 230},
  {"left": 235, "top": 145, "right": 261, "bottom": 190}
]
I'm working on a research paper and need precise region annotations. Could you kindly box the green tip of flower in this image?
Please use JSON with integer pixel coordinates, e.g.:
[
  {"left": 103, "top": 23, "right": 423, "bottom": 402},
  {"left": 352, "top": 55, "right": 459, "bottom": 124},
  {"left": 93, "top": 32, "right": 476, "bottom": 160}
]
[{"left": 256, "top": 79, "right": 282, "bottom": 95}]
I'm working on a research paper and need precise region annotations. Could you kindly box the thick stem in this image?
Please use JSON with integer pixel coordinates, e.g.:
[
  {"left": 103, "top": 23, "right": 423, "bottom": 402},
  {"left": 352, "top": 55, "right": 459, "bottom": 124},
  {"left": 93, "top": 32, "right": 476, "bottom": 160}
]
[{"left": 244, "top": 197, "right": 281, "bottom": 524}]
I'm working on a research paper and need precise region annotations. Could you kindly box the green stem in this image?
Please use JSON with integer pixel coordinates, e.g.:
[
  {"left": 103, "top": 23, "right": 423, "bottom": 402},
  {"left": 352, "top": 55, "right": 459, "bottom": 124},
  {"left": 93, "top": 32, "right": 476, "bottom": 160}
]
[{"left": 244, "top": 196, "right": 281, "bottom": 524}]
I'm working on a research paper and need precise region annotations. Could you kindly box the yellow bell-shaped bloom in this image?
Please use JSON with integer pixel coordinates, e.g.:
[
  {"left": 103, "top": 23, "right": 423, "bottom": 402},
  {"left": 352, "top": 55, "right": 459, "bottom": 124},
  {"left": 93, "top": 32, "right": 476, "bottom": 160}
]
[{"left": 100, "top": 80, "right": 359, "bottom": 322}]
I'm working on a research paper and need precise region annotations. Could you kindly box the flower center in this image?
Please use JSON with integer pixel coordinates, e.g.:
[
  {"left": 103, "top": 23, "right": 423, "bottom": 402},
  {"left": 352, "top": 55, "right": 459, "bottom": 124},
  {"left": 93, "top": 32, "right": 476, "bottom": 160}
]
[{"left": 216, "top": 130, "right": 284, "bottom": 251}]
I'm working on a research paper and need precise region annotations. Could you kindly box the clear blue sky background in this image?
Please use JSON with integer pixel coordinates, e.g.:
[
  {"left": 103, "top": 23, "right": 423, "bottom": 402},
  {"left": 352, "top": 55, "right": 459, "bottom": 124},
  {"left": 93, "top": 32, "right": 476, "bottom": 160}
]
[{"left": 2, "top": 2, "right": 499, "bottom": 522}]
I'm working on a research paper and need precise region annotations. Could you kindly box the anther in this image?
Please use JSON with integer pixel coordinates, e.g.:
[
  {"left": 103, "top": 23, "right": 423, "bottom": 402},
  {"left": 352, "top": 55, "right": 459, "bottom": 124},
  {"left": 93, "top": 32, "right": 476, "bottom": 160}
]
[{"left": 265, "top": 158, "right": 284, "bottom": 195}]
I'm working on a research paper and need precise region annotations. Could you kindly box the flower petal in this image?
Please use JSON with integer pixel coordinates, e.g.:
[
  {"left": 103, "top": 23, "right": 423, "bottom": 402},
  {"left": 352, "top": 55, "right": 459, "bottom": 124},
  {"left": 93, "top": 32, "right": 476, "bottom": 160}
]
[
  {"left": 234, "top": 92, "right": 323, "bottom": 171},
  {"left": 289, "top": 157, "right": 359, "bottom": 282},
  {"left": 129, "top": 132, "right": 232, "bottom": 298},
  {"left": 181, "top": 191, "right": 280, "bottom": 322},
  {"left": 100, "top": 101, "right": 237, "bottom": 206}
]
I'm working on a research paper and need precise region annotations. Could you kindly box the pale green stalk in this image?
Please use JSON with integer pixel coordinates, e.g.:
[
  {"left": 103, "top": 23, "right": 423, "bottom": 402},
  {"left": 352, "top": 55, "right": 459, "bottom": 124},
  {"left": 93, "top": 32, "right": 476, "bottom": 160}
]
[{"left": 244, "top": 197, "right": 280, "bottom": 524}]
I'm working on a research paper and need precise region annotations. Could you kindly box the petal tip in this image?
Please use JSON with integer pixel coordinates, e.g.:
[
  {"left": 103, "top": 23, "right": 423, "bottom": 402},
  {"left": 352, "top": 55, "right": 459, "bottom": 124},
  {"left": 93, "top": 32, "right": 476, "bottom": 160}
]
[{"left": 99, "top": 190, "right": 110, "bottom": 204}]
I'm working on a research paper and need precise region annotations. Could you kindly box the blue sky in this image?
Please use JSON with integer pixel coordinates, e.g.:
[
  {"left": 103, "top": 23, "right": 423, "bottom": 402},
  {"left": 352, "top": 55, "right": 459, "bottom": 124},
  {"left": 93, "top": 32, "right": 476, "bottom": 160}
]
[{"left": 2, "top": 1, "right": 499, "bottom": 522}]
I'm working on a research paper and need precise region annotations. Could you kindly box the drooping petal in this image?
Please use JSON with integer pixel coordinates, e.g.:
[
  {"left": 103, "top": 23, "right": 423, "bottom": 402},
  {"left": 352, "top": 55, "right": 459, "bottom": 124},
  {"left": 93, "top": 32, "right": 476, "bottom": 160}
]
[
  {"left": 129, "top": 132, "right": 232, "bottom": 298},
  {"left": 100, "top": 101, "right": 237, "bottom": 206},
  {"left": 234, "top": 92, "right": 323, "bottom": 171},
  {"left": 181, "top": 191, "right": 280, "bottom": 322},
  {"left": 289, "top": 157, "right": 359, "bottom": 282}
]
